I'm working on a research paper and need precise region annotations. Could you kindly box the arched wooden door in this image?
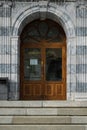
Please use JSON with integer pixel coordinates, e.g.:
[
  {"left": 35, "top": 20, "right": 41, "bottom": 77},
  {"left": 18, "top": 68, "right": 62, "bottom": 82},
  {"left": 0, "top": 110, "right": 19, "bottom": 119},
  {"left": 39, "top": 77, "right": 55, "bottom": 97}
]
[{"left": 20, "top": 19, "right": 66, "bottom": 100}]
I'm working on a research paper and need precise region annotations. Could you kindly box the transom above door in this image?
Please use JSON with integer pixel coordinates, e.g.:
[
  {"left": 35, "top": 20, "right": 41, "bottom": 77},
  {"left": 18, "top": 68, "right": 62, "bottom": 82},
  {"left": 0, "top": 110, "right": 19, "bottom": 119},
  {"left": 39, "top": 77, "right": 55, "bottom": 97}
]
[{"left": 20, "top": 19, "right": 66, "bottom": 100}]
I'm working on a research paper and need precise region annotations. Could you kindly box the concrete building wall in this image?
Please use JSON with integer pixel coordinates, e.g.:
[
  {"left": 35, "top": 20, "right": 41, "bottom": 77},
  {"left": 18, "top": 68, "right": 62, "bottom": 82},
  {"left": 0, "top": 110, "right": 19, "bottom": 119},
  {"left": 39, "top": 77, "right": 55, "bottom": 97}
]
[{"left": 0, "top": 0, "right": 87, "bottom": 100}]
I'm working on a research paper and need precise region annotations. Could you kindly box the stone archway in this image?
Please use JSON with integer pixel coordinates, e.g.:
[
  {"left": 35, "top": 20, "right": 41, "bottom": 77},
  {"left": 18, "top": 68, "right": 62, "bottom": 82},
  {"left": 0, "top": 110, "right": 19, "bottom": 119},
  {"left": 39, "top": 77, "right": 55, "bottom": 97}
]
[
  {"left": 20, "top": 19, "right": 66, "bottom": 100},
  {"left": 12, "top": 2, "right": 75, "bottom": 38},
  {"left": 11, "top": 2, "right": 76, "bottom": 100}
]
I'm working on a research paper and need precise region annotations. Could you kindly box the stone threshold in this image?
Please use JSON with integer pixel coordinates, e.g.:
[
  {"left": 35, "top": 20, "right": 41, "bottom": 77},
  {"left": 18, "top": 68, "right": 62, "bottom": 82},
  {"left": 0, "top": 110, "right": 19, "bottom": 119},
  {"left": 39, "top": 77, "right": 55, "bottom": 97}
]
[
  {"left": 0, "top": 125, "right": 86, "bottom": 130},
  {"left": 0, "top": 101, "right": 87, "bottom": 107},
  {"left": 0, "top": 116, "right": 87, "bottom": 124}
]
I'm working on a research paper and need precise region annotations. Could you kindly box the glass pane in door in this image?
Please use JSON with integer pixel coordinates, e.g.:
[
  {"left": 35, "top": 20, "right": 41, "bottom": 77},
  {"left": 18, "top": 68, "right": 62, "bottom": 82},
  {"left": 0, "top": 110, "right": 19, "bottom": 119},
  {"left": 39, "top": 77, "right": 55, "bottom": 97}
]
[
  {"left": 24, "top": 48, "right": 41, "bottom": 80},
  {"left": 46, "top": 48, "right": 62, "bottom": 81}
]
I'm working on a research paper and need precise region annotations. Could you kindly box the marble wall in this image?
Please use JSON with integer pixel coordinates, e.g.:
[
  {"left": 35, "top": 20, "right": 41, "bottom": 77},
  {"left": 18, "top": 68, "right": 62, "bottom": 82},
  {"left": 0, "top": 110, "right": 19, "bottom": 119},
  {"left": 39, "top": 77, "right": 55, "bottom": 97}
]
[{"left": 0, "top": 1, "right": 87, "bottom": 100}]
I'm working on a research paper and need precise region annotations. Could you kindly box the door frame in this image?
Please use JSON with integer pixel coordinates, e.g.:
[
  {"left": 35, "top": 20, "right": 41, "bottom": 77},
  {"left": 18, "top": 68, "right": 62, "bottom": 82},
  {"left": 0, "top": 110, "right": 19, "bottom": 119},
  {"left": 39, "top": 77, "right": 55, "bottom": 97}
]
[{"left": 20, "top": 41, "right": 66, "bottom": 100}]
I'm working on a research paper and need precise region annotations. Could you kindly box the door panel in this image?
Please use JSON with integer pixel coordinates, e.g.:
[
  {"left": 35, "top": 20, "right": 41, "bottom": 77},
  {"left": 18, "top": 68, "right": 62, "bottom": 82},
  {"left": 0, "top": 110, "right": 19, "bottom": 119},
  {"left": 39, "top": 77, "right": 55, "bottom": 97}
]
[
  {"left": 23, "top": 83, "right": 43, "bottom": 100},
  {"left": 46, "top": 48, "right": 62, "bottom": 81},
  {"left": 20, "top": 43, "right": 66, "bottom": 100},
  {"left": 24, "top": 48, "right": 42, "bottom": 81},
  {"left": 44, "top": 83, "right": 64, "bottom": 100}
]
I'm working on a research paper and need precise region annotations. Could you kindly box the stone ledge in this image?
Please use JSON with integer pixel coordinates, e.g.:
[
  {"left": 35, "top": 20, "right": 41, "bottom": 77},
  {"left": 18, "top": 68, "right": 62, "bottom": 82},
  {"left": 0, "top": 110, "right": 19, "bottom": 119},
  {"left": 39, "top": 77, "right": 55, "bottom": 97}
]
[
  {"left": 0, "top": 125, "right": 86, "bottom": 130},
  {"left": 0, "top": 116, "right": 87, "bottom": 125},
  {"left": 0, "top": 116, "right": 71, "bottom": 124},
  {"left": 11, "top": 115, "right": 87, "bottom": 124},
  {"left": 0, "top": 108, "right": 87, "bottom": 116},
  {"left": 0, "top": 101, "right": 87, "bottom": 108}
]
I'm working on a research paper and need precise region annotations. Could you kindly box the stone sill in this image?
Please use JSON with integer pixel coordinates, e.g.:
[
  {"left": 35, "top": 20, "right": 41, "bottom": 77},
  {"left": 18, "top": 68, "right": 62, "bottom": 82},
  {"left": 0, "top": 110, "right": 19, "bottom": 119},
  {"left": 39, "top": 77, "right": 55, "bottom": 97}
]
[{"left": 0, "top": 101, "right": 87, "bottom": 108}]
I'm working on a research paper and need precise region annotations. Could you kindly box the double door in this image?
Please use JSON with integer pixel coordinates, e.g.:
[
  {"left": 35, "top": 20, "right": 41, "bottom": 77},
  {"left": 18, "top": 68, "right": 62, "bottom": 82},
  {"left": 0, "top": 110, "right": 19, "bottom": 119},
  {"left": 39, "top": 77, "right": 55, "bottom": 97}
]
[{"left": 20, "top": 42, "right": 66, "bottom": 100}]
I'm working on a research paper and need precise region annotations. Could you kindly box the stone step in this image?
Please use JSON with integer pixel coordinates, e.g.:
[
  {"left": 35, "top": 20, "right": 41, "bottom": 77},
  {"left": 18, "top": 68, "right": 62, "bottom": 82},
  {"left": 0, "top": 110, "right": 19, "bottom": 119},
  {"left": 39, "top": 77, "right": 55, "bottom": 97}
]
[
  {"left": 0, "top": 101, "right": 87, "bottom": 129},
  {"left": 0, "top": 116, "right": 87, "bottom": 124},
  {"left": 0, "top": 108, "right": 87, "bottom": 116},
  {"left": 0, "top": 125, "right": 86, "bottom": 130},
  {"left": 0, "top": 101, "right": 87, "bottom": 108}
]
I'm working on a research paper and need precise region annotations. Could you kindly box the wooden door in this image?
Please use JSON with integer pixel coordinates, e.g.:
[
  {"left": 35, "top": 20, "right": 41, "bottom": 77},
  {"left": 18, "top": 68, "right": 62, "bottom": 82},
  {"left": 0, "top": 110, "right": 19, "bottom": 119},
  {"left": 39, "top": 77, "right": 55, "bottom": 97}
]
[
  {"left": 20, "top": 19, "right": 66, "bottom": 100},
  {"left": 20, "top": 41, "right": 66, "bottom": 100}
]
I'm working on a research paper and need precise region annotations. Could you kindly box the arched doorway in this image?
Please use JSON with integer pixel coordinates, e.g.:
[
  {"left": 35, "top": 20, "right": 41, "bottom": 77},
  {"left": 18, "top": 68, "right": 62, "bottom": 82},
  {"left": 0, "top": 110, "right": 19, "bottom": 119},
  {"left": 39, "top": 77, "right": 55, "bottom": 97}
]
[{"left": 20, "top": 19, "right": 66, "bottom": 100}]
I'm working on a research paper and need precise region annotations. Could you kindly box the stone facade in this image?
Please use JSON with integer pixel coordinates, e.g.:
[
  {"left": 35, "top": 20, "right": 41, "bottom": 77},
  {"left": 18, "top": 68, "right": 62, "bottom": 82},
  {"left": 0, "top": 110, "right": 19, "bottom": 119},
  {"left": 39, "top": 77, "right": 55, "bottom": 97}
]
[{"left": 0, "top": 0, "right": 87, "bottom": 100}]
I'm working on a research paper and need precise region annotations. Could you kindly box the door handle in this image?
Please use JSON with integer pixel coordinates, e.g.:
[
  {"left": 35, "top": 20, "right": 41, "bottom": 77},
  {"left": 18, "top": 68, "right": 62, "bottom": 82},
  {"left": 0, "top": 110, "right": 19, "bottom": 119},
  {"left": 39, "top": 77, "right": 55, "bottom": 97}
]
[
  {"left": 41, "top": 61, "right": 43, "bottom": 65},
  {"left": 63, "top": 78, "right": 65, "bottom": 82},
  {"left": 41, "top": 61, "right": 44, "bottom": 78}
]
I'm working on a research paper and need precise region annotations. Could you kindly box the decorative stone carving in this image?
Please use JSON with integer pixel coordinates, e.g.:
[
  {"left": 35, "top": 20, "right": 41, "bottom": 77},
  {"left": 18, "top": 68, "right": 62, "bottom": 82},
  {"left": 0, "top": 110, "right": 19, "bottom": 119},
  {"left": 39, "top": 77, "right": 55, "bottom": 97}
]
[{"left": 77, "top": 5, "right": 87, "bottom": 18}]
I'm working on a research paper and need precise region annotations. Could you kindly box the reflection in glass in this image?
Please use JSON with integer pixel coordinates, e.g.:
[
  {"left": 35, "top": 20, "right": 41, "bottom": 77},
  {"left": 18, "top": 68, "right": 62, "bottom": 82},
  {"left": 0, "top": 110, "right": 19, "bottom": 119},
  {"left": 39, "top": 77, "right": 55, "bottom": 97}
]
[
  {"left": 47, "top": 26, "right": 58, "bottom": 38},
  {"left": 39, "top": 22, "right": 48, "bottom": 37},
  {"left": 46, "top": 48, "right": 62, "bottom": 81},
  {"left": 24, "top": 48, "right": 41, "bottom": 80},
  {"left": 21, "top": 20, "right": 66, "bottom": 43}
]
